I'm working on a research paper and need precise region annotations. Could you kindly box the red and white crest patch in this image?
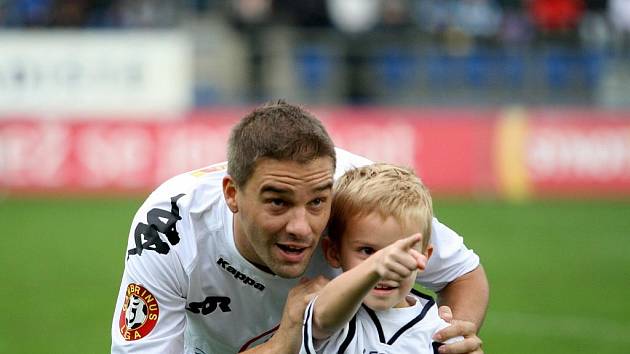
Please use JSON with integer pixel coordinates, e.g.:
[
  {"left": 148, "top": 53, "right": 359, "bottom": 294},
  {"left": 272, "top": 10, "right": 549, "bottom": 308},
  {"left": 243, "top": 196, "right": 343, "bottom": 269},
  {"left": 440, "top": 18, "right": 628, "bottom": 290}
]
[{"left": 119, "top": 283, "right": 159, "bottom": 341}]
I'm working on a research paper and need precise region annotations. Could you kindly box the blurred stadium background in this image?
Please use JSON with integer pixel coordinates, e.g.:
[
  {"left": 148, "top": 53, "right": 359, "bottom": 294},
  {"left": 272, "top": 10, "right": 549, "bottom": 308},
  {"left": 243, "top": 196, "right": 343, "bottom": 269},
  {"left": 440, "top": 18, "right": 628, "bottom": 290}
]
[{"left": 1, "top": 0, "right": 630, "bottom": 353}]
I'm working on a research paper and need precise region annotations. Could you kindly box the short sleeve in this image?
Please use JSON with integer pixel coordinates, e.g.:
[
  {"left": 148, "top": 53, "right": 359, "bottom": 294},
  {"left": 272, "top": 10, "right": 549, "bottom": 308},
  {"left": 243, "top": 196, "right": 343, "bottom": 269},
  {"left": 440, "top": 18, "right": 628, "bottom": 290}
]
[
  {"left": 300, "top": 298, "right": 318, "bottom": 354},
  {"left": 111, "top": 194, "right": 190, "bottom": 353},
  {"left": 333, "top": 147, "right": 373, "bottom": 179},
  {"left": 300, "top": 297, "right": 353, "bottom": 354},
  {"left": 417, "top": 218, "right": 480, "bottom": 292}
]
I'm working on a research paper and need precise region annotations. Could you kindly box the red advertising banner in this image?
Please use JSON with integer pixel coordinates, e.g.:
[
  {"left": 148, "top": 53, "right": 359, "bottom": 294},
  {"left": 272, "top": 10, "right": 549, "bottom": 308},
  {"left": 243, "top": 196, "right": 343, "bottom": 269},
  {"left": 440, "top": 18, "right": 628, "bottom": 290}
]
[
  {"left": 495, "top": 108, "right": 630, "bottom": 199},
  {"left": 2, "top": 108, "right": 630, "bottom": 198},
  {"left": 321, "top": 108, "right": 497, "bottom": 196},
  {"left": 0, "top": 118, "right": 238, "bottom": 194}
]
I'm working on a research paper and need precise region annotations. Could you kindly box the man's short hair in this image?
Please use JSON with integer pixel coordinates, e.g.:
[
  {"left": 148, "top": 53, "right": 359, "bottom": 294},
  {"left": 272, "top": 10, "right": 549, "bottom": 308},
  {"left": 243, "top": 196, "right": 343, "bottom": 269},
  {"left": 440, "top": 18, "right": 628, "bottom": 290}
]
[
  {"left": 328, "top": 163, "right": 433, "bottom": 252},
  {"left": 227, "top": 100, "right": 336, "bottom": 187}
]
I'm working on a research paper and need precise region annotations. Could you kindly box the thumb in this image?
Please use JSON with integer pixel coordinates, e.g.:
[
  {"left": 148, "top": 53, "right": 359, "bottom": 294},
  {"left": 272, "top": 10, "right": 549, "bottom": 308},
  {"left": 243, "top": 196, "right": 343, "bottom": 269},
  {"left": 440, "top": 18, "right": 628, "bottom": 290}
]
[{"left": 438, "top": 305, "right": 453, "bottom": 323}]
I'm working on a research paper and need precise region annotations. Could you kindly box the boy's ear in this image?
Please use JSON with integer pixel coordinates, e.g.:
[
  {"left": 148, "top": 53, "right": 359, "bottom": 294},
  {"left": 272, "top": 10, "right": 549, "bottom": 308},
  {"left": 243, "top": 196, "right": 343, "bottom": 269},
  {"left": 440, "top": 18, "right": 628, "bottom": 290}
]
[
  {"left": 321, "top": 237, "right": 341, "bottom": 268},
  {"left": 425, "top": 244, "right": 434, "bottom": 260},
  {"left": 222, "top": 176, "right": 239, "bottom": 213}
]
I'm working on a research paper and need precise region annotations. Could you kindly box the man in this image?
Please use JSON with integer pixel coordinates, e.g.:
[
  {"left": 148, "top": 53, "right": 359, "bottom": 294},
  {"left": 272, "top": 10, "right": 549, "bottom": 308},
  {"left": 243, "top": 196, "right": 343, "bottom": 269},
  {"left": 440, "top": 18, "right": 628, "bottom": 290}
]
[{"left": 111, "top": 100, "right": 488, "bottom": 353}]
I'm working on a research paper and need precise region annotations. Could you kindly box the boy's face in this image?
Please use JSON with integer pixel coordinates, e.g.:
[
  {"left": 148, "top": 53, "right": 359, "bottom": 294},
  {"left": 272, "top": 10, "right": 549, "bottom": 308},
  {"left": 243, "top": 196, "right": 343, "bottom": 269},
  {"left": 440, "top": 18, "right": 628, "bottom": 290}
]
[
  {"left": 224, "top": 157, "right": 334, "bottom": 279},
  {"left": 329, "top": 212, "right": 424, "bottom": 311}
]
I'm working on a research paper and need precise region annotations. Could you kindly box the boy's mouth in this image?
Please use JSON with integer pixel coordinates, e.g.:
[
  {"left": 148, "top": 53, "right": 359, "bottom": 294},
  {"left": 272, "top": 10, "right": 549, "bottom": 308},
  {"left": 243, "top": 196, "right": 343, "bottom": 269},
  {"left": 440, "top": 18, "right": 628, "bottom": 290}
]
[{"left": 374, "top": 284, "right": 397, "bottom": 291}]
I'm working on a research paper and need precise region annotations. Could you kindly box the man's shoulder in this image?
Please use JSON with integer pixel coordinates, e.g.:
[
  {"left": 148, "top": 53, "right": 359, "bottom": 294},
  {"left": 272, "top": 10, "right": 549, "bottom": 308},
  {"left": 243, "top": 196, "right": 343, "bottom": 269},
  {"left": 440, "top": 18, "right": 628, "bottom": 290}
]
[
  {"left": 146, "top": 164, "right": 227, "bottom": 212},
  {"left": 157, "top": 163, "right": 228, "bottom": 195},
  {"left": 334, "top": 147, "right": 373, "bottom": 179},
  {"left": 127, "top": 165, "right": 230, "bottom": 265}
]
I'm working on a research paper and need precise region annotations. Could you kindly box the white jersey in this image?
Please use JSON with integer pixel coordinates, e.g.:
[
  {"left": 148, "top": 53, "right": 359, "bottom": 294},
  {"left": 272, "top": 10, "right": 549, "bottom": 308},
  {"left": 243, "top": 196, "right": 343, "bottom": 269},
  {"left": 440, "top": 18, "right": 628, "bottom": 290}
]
[
  {"left": 111, "top": 148, "right": 479, "bottom": 353},
  {"left": 300, "top": 291, "right": 452, "bottom": 354}
]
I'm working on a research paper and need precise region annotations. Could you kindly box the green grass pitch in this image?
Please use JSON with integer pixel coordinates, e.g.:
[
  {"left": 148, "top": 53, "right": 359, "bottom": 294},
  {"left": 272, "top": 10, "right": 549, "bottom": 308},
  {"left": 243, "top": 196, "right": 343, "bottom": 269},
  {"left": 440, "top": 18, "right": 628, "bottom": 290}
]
[{"left": 1, "top": 197, "right": 629, "bottom": 353}]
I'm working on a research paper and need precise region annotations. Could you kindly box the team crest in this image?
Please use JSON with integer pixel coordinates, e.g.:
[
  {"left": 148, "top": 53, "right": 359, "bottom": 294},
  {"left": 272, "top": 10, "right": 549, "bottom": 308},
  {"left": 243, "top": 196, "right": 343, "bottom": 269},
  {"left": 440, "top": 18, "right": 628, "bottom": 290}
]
[{"left": 119, "top": 283, "right": 159, "bottom": 341}]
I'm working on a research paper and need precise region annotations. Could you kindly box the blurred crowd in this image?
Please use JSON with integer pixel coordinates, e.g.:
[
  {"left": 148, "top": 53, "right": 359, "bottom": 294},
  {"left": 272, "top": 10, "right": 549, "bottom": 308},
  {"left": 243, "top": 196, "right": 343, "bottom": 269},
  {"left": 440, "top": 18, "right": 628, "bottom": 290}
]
[
  {"left": 0, "top": 0, "right": 628, "bottom": 45},
  {"left": 2, "top": 0, "right": 629, "bottom": 106}
]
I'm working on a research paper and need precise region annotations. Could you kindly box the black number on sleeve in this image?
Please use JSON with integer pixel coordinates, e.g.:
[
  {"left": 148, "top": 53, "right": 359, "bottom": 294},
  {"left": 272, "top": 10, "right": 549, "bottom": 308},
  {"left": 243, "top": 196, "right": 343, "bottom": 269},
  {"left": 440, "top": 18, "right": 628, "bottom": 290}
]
[
  {"left": 127, "top": 194, "right": 185, "bottom": 258},
  {"left": 128, "top": 222, "right": 170, "bottom": 256}
]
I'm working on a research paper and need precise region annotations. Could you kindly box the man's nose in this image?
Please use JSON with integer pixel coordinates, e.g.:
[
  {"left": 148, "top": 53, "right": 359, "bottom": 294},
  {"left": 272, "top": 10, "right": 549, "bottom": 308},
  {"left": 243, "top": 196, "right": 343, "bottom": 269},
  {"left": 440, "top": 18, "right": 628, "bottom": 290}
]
[{"left": 286, "top": 207, "right": 311, "bottom": 237}]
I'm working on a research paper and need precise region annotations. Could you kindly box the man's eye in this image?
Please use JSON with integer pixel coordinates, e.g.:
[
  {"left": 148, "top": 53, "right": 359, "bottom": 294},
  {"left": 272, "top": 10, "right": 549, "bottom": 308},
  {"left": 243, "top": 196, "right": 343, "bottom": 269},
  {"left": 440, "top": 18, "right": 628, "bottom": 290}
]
[
  {"left": 310, "top": 197, "right": 327, "bottom": 208},
  {"left": 267, "top": 199, "right": 286, "bottom": 208}
]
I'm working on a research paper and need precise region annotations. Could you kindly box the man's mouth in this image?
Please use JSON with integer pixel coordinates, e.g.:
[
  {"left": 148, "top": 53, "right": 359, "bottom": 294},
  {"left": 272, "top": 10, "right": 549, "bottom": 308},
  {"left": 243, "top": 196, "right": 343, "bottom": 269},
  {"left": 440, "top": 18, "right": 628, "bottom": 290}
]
[
  {"left": 275, "top": 243, "right": 310, "bottom": 263},
  {"left": 277, "top": 244, "right": 306, "bottom": 254}
]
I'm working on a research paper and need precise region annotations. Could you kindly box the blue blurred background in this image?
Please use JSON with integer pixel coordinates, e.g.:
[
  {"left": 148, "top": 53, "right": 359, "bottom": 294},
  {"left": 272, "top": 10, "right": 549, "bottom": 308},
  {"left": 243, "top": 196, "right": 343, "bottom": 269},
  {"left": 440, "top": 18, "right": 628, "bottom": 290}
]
[{"left": 1, "top": 0, "right": 628, "bottom": 108}]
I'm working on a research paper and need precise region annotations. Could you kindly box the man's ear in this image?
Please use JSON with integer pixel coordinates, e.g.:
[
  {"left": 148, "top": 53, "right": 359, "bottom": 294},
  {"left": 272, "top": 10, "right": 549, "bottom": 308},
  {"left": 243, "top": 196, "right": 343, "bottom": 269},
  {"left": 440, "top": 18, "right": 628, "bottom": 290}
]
[
  {"left": 222, "top": 176, "right": 239, "bottom": 213},
  {"left": 321, "top": 237, "right": 341, "bottom": 268}
]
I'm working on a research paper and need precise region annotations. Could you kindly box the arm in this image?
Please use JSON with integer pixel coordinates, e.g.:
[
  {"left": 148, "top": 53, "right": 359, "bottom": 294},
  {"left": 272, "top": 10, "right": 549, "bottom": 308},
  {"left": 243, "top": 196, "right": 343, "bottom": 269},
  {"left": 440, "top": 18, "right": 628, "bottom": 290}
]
[
  {"left": 310, "top": 256, "right": 379, "bottom": 339},
  {"left": 112, "top": 194, "right": 189, "bottom": 353},
  {"left": 432, "top": 265, "right": 489, "bottom": 354},
  {"left": 434, "top": 265, "right": 489, "bottom": 353},
  {"left": 419, "top": 219, "right": 489, "bottom": 353},
  {"left": 437, "top": 264, "right": 489, "bottom": 330},
  {"left": 239, "top": 276, "right": 330, "bottom": 354},
  {"left": 312, "top": 234, "right": 427, "bottom": 339},
  {"left": 111, "top": 253, "right": 188, "bottom": 353}
]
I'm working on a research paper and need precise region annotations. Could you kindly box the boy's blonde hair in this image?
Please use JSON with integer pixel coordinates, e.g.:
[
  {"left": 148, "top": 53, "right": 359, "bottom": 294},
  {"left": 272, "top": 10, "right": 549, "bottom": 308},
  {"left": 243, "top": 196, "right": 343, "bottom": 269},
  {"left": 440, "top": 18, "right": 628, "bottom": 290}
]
[{"left": 328, "top": 163, "right": 433, "bottom": 252}]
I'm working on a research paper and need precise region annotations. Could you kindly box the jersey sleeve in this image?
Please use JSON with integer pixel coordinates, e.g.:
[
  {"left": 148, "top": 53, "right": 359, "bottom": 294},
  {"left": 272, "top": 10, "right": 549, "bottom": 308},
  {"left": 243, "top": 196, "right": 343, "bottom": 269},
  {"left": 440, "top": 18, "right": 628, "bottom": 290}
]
[
  {"left": 416, "top": 218, "right": 480, "bottom": 292},
  {"left": 300, "top": 297, "right": 352, "bottom": 354},
  {"left": 111, "top": 192, "right": 191, "bottom": 353},
  {"left": 333, "top": 147, "right": 373, "bottom": 179},
  {"left": 300, "top": 298, "right": 318, "bottom": 354}
]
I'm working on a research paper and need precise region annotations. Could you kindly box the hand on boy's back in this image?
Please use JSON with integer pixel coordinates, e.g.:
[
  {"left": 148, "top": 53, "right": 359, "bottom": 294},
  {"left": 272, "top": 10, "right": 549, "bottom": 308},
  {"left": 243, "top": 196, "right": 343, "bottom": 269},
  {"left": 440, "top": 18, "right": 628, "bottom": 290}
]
[{"left": 370, "top": 233, "right": 427, "bottom": 281}]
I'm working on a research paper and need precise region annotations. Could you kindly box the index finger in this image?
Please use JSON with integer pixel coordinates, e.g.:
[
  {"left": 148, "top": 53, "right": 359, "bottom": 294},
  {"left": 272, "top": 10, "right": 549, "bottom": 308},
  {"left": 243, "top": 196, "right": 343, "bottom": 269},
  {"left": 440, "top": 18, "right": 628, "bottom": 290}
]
[
  {"left": 433, "top": 320, "right": 476, "bottom": 342},
  {"left": 400, "top": 233, "right": 422, "bottom": 250}
]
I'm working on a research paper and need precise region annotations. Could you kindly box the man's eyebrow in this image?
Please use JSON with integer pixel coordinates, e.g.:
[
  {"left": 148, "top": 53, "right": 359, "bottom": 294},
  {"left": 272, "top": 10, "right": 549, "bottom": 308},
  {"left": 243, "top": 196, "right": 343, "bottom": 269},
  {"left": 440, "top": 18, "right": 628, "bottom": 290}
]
[
  {"left": 260, "top": 181, "right": 332, "bottom": 195},
  {"left": 260, "top": 185, "right": 290, "bottom": 195},
  {"left": 313, "top": 181, "right": 334, "bottom": 193}
]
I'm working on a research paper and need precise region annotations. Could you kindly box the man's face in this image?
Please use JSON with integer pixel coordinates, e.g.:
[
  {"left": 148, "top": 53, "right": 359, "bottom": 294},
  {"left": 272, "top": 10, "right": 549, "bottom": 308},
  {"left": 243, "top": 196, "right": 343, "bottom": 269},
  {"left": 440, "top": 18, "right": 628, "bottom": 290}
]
[{"left": 225, "top": 157, "right": 334, "bottom": 278}]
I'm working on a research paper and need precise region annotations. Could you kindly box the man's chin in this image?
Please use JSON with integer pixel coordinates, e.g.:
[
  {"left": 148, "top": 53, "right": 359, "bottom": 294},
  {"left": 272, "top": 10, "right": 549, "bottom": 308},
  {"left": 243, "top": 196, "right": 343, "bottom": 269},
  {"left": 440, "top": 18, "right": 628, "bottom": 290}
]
[
  {"left": 271, "top": 249, "right": 315, "bottom": 278},
  {"left": 271, "top": 261, "right": 310, "bottom": 279}
]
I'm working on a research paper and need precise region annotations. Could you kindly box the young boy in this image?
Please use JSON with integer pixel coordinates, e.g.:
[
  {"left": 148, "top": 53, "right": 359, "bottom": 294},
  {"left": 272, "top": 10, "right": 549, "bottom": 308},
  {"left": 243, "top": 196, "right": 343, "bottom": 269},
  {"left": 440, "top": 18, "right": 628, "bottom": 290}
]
[{"left": 300, "top": 163, "right": 462, "bottom": 354}]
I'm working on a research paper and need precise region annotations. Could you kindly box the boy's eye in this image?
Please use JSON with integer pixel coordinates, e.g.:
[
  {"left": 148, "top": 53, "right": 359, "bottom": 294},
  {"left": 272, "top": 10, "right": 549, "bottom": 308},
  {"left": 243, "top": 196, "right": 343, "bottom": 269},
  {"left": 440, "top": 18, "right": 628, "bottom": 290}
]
[{"left": 359, "top": 247, "right": 375, "bottom": 256}]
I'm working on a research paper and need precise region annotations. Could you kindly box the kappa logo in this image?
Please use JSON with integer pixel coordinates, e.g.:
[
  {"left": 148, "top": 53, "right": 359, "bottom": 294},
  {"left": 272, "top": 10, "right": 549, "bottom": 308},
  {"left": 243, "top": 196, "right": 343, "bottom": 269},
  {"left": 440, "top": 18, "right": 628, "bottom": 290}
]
[
  {"left": 119, "top": 284, "right": 159, "bottom": 341},
  {"left": 217, "top": 257, "right": 265, "bottom": 291}
]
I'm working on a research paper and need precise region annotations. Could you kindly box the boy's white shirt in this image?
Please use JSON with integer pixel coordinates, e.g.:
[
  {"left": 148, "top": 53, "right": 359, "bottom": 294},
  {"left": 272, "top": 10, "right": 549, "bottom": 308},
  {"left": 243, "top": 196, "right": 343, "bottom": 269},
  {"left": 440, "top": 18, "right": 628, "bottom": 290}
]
[
  {"left": 300, "top": 293, "right": 457, "bottom": 354},
  {"left": 111, "top": 147, "right": 479, "bottom": 353}
]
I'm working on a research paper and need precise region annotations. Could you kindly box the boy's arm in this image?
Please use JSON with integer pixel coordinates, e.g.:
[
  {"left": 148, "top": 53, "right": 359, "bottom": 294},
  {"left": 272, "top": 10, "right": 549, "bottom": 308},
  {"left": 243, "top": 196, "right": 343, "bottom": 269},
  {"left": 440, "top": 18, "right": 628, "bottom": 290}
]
[
  {"left": 241, "top": 277, "right": 329, "bottom": 354},
  {"left": 310, "top": 256, "right": 381, "bottom": 339},
  {"left": 312, "top": 234, "right": 427, "bottom": 339}
]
